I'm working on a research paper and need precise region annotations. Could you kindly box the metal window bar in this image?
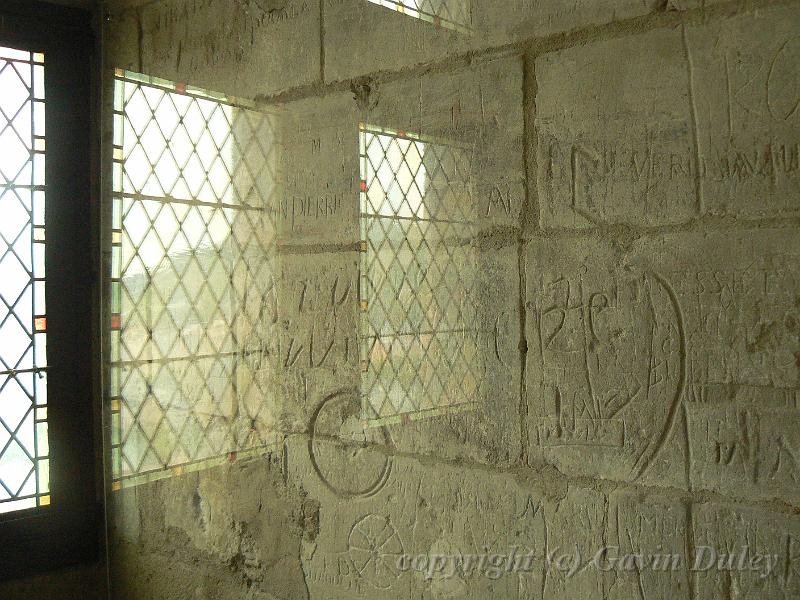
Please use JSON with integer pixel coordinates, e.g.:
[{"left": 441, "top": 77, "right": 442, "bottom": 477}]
[
  {"left": 0, "top": 46, "right": 49, "bottom": 513},
  {"left": 359, "top": 123, "right": 481, "bottom": 427},
  {"left": 110, "top": 71, "right": 280, "bottom": 489}
]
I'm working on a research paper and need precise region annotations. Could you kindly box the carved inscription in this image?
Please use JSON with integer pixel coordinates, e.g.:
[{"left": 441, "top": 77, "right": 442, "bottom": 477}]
[
  {"left": 527, "top": 230, "right": 800, "bottom": 499},
  {"left": 688, "top": 405, "right": 800, "bottom": 504},
  {"left": 537, "top": 10, "right": 800, "bottom": 226},
  {"left": 687, "top": 6, "right": 800, "bottom": 216},
  {"left": 140, "top": 0, "right": 317, "bottom": 95},
  {"left": 536, "top": 417, "right": 624, "bottom": 448},
  {"left": 276, "top": 96, "right": 360, "bottom": 244},
  {"left": 527, "top": 267, "right": 683, "bottom": 480},
  {"left": 238, "top": 255, "right": 357, "bottom": 375},
  {"left": 694, "top": 504, "right": 800, "bottom": 598}
]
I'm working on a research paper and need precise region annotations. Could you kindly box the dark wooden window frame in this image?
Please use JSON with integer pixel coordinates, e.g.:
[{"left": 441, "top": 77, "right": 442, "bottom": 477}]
[{"left": 0, "top": 0, "right": 100, "bottom": 580}]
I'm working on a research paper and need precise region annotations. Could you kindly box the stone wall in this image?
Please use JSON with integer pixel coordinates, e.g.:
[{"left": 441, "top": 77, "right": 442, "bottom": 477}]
[{"left": 102, "top": 0, "right": 800, "bottom": 598}]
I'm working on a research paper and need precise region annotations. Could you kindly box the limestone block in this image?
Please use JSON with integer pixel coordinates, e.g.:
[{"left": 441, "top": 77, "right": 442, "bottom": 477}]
[
  {"left": 535, "top": 7, "right": 800, "bottom": 228},
  {"left": 103, "top": 8, "right": 140, "bottom": 72},
  {"left": 540, "top": 486, "right": 607, "bottom": 600},
  {"left": 535, "top": 27, "right": 698, "bottom": 228},
  {"left": 525, "top": 234, "right": 688, "bottom": 486},
  {"left": 686, "top": 5, "right": 800, "bottom": 217},
  {"left": 475, "top": 0, "right": 660, "bottom": 49},
  {"left": 657, "top": 230, "right": 800, "bottom": 504},
  {"left": 525, "top": 228, "right": 800, "bottom": 498},
  {"left": 108, "top": 485, "right": 141, "bottom": 545},
  {"left": 664, "top": 0, "right": 726, "bottom": 8},
  {"left": 287, "top": 435, "right": 705, "bottom": 599},
  {"left": 368, "top": 55, "right": 525, "bottom": 232},
  {"left": 686, "top": 400, "right": 800, "bottom": 507},
  {"left": 240, "top": 250, "right": 360, "bottom": 436},
  {"left": 323, "top": 0, "right": 468, "bottom": 84},
  {"left": 324, "top": 0, "right": 659, "bottom": 83},
  {"left": 274, "top": 92, "right": 361, "bottom": 245},
  {"left": 286, "top": 434, "right": 612, "bottom": 600},
  {"left": 109, "top": 455, "right": 310, "bottom": 600},
  {"left": 127, "top": 0, "right": 320, "bottom": 98},
  {"left": 606, "top": 492, "right": 691, "bottom": 600},
  {"left": 693, "top": 503, "right": 800, "bottom": 599}
]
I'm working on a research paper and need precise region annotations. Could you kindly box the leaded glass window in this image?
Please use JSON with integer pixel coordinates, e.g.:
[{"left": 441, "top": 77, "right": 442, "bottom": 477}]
[
  {"left": 0, "top": 46, "right": 49, "bottom": 513},
  {"left": 359, "top": 124, "right": 480, "bottom": 426},
  {"left": 109, "top": 71, "right": 279, "bottom": 488},
  {"left": 366, "top": 0, "right": 471, "bottom": 31}
]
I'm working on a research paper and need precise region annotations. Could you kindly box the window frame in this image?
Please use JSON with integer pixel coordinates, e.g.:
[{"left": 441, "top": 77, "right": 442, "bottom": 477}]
[{"left": 0, "top": 0, "right": 100, "bottom": 580}]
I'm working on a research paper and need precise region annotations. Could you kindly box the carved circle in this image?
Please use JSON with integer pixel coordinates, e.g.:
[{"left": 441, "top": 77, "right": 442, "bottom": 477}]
[{"left": 308, "top": 389, "right": 393, "bottom": 498}]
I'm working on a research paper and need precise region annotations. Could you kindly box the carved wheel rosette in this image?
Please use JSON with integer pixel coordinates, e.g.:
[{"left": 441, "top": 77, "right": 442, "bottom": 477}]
[{"left": 348, "top": 514, "right": 405, "bottom": 589}]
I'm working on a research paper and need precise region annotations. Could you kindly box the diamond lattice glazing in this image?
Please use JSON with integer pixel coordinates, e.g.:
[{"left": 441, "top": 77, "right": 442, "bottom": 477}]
[
  {"left": 359, "top": 125, "right": 481, "bottom": 425},
  {"left": 0, "top": 46, "right": 49, "bottom": 513},
  {"left": 110, "top": 72, "right": 280, "bottom": 487}
]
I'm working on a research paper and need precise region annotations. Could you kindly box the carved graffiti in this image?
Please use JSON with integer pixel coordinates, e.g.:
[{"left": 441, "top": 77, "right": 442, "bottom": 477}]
[
  {"left": 309, "top": 389, "right": 393, "bottom": 499},
  {"left": 348, "top": 514, "right": 405, "bottom": 589},
  {"left": 528, "top": 268, "right": 685, "bottom": 480}
]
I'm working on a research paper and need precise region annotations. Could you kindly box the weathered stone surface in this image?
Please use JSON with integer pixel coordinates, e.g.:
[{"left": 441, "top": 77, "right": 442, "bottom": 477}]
[
  {"left": 98, "top": 3, "right": 800, "bottom": 600},
  {"left": 110, "top": 455, "right": 310, "bottom": 600},
  {"left": 274, "top": 93, "right": 361, "bottom": 245},
  {"left": 287, "top": 437, "right": 704, "bottom": 599},
  {"left": 606, "top": 492, "right": 691, "bottom": 600},
  {"left": 368, "top": 55, "right": 525, "bottom": 232},
  {"left": 535, "top": 27, "right": 698, "bottom": 228},
  {"left": 323, "top": 0, "right": 466, "bottom": 84},
  {"left": 525, "top": 228, "right": 800, "bottom": 499},
  {"left": 324, "top": 0, "right": 660, "bottom": 83},
  {"left": 686, "top": 396, "right": 800, "bottom": 507},
  {"left": 385, "top": 244, "right": 522, "bottom": 466},
  {"left": 535, "top": 7, "right": 800, "bottom": 228},
  {"left": 525, "top": 234, "right": 688, "bottom": 487},
  {"left": 664, "top": 0, "right": 725, "bottom": 8},
  {"left": 128, "top": 0, "right": 321, "bottom": 98},
  {"left": 104, "top": 7, "right": 140, "bottom": 71},
  {"left": 476, "top": 0, "right": 660, "bottom": 48},
  {"left": 686, "top": 5, "right": 800, "bottom": 217},
  {"left": 285, "top": 434, "right": 571, "bottom": 599},
  {"left": 693, "top": 503, "right": 800, "bottom": 599},
  {"left": 242, "top": 249, "right": 361, "bottom": 436}
]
